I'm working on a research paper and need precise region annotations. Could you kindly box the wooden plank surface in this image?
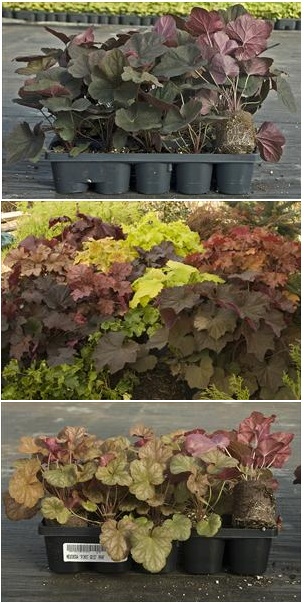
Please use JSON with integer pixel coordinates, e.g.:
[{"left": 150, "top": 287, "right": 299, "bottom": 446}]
[
  {"left": 2, "top": 25, "right": 301, "bottom": 200},
  {"left": 2, "top": 401, "right": 301, "bottom": 602}
]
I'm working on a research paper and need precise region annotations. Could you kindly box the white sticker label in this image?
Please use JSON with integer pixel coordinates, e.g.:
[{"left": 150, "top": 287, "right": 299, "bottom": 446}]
[{"left": 63, "top": 542, "right": 127, "bottom": 563}]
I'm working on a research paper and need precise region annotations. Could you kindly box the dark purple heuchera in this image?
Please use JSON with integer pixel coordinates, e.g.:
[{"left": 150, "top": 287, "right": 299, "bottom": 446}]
[{"left": 5, "top": 5, "right": 295, "bottom": 162}]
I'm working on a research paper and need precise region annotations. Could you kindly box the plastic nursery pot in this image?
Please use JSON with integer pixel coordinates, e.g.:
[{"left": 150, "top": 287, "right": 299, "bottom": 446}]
[
  {"left": 47, "top": 153, "right": 131, "bottom": 195},
  {"left": 175, "top": 162, "right": 213, "bottom": 194},
  {"left": 180, "top": 532, "right": 225, "bottom": 574},
  {"left": 225, "top": 529, "right": 277, "bottom": 575},
  {"left": 135, "top": 162, "right": 173, "bottom": 194},
  {"left": 214, "top": 154, "right": 259, "bottom": 195},
  {"left": 38, "top": 521, "right": 131, "bottom": 574},
  {"left": 132, "top": 541, "right": 178, "bottom": 574}
]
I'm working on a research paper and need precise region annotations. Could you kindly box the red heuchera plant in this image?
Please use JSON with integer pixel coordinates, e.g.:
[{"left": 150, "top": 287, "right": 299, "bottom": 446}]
[
  {"left": 180, "top": 412, "right": 294, "bottom": 485},
  {"left": 234, "top": 411, "right": 294, "bottom": 470}
]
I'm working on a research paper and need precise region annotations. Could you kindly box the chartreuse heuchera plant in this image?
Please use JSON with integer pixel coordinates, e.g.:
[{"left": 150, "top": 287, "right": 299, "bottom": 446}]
[
  {"left": 5, "top": 4, "right": 295, "bottom": 163},
  {"left": 1, "top": 211, "right": 300, "bottom": 400},
  {"left": 4, "top": 412, "right": 294, "bottom": 572}
]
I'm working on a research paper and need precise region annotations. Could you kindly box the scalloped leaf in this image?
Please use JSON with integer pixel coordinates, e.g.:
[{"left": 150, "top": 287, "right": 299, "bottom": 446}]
[
  {"left": 115, "top": 103, "right": 163, "bottom": 133},
  {"left": 95, "top": 457, "right": 132, "bottom": 487},
  {"left": 5, "top": 122, "right": 45, "bottom": 164},
  {"left": 41, "top": 496, "right": 71, "bottom": 524},
  {"left": 93, "top": 332, "right": 140, "bottom": 374},
  {"left": 43, "top": 464, "right": 78, "bottom": 488},
  {"left": 170, "top": 453, "right": 197, "bottom": 474},
  {"left": 130, "top": 525, "right": 173, "bottom": 573},
  {"left": 100, "top": 517, "right": 134, "bottom": 561},
  {"left": 9, "top": 458, "right": 44, "bottom": 508},
  {"left": 18, "top": 436, "right": 41, "bottom": 454},
  {"left": 123, "top": 31, "right": 167, "bottom": 68},
  {"left": 130, "top": 459, "right": 164, "bottom": 501},
  {"left": 196, "top": 513, "right": 222, "bottom": 537},
  {"left": 3, "top": 491, "right": 40, "bottom": 521},
  {"left": 184, "top": 354, "right": 214, "bottom": 389},
  {"left": 153, "top": 44, "right": 204, "bottom": 78},
  {"left": 164, "top": 513, "right": 192, "bottom": 541}
]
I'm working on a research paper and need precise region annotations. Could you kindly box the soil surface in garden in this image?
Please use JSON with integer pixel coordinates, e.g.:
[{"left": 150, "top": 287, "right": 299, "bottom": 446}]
[{"left": 132, "top": 365, "right": 192, "bottom": 400}]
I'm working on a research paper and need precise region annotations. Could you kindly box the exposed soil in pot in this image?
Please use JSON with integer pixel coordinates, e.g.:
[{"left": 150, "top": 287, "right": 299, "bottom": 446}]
[
  {"left": 232, "top": 481, "right": 277, "bottom": 529},
  {"left": 132, "top": 365, "right": 192, "bottom": 400}
]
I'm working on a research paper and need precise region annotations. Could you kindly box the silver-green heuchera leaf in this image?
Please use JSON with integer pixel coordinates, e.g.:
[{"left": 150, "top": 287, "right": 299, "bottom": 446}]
[
  {"left": 196, "top": 513, "right": 222, "bottom": 537},
  {"left": 41, "top": 496, "right": 71, "bottom": 524}
]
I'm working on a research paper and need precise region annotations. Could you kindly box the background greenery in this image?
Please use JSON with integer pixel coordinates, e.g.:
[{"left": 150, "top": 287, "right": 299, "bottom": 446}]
[{"left": 3, "top": 2, "right": 301, "bottom": 18}]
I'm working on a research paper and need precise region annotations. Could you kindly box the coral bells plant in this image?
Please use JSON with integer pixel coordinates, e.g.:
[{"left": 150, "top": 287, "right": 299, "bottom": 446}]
[
  {"left": 4, "top": 5, "right": 295, "bottom": 163},
  {"left": 226, "top": 411, "right": 295, "bottom": 529},
  {"left": 3, "top": 412, "right": 294, "bottom": 572}
]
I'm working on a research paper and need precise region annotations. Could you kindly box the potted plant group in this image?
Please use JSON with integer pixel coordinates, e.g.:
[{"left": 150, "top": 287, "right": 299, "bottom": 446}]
[
  {"left": 4, "top": 412, "right": 294, "bottom": 575},
  {"left": 5, "top": 4, "right": 296, "bottom": 195},
  {"left": 171, "top": 411, "right": 294, "bottom": 575}
]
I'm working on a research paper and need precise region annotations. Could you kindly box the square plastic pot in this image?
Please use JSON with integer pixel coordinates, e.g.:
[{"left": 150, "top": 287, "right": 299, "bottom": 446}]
[
  {"left": 45, "top": 151, "right": 258, "bottom": 196},
  {"left": 214, "top": 156, "right": 259, "bottom": 194},
  {"left": 180, "top": 527, "right": 277, "bottom": 575},
  {"left": 38, "top": 521, "right": 131, "bottom": 574},
  {"left": 181, "top": 533, "right": 225, "bottom": 574},
  {"left": 135, "top": 162, "right": 173, "bottom": 194}
]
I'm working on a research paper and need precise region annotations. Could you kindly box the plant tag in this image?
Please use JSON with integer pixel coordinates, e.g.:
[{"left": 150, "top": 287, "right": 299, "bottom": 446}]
[{"left": 63, "top": 542, "right": 127, "bottom": 563}]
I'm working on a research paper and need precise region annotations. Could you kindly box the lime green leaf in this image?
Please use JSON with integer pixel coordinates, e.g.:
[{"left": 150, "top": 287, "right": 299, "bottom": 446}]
[
  {"left": 81, "top": 500, "right": 98, "bottom": 512},
  {"left": 43, "top": 465, "right": 78, "bottom": 488},
  {"left": 95, "top": 457, "right": 132, "bottom": 487},
  {"left": 131, "top": 525, "right": 173, "bottom": 573},
  {"left": 196, "top": 513, "right": 222, "bottom": 537},
  {"left": 130, "top": 459, "right": 164, "bottom": 501},
  {"left": 41, "top": 496, "right": 71, "bottom": 524},
  {"left": 164, "top": 513, "right": 192, "bottom": 541},
  {"left": 170, "top": 453, "right": 197, "bottom": 475}
]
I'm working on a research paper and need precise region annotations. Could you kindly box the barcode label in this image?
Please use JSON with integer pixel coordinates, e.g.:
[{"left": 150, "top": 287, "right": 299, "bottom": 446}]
[{"left": 63, "top": 542, "right": 127, "bottom": 563}]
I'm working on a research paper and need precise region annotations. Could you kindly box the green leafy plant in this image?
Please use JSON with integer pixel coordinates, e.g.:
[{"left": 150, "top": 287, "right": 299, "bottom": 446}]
[
  {"left": 201, "top": 375, "right": 250, "bottom": 400},
  {"left": 4, "top": 5, "right": 296, "bottom": 162},
  {"left": 3, "top": 412, "right": 294, "bottom": 569},
  {"left": 3, "top": 424, "right": 192, "bottom": 573},
  {"left": 282, "top": 343, "right": 301, "bottom": 400},
  {"left": 1, "top": 357, "right": 137, "bottom": 400},
  {"left": 3, "top": 3, "right": 301, "bottom": 19},
  {"left": 187, "top": 201, "right": 301, "bottom": 241}
]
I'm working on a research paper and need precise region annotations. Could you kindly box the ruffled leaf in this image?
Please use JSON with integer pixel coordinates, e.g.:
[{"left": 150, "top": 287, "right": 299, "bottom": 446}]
[
  {"left": 41, "top": 496, "right": 71, "bottom": 524},
  {"left": 196, "top": 513, "right": 222, "bottom": 537},
  {"left": 9, "top": 458, "right": 44, "bottom": 508}
]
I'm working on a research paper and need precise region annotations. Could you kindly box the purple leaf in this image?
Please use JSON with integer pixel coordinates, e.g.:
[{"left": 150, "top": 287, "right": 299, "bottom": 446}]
[
  {"left": 195, "top": 89, "right": 219, "bottom": 115},
  {"left": 185, "top": 433, "right": 218, "bottom": 456},
  {"left": 256, "top": 122, "right": 285, "bottom": 162},
  {"left": 209, "top": 53, "right": 239, "bottom": 83},
  {"left": 153, "top": 15, "right": 177, "bottom": 45},
  {"left": 241, "top": 57, "right": 273, "bottom": 75},
  {"left": 211, "top": 31, "right": 239, "bottom": 55},
  {"left": 71, "top": 27, "right": 95, "bottom": 46},
  {"left": 226, "top": 14, "right": 273, "bottom": 60},
  {"left": 44, "top": 25, "right": 71, "bottom": 44},
  {"left": 186, "top": 8, "right": 224, "bottom": 36}
]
